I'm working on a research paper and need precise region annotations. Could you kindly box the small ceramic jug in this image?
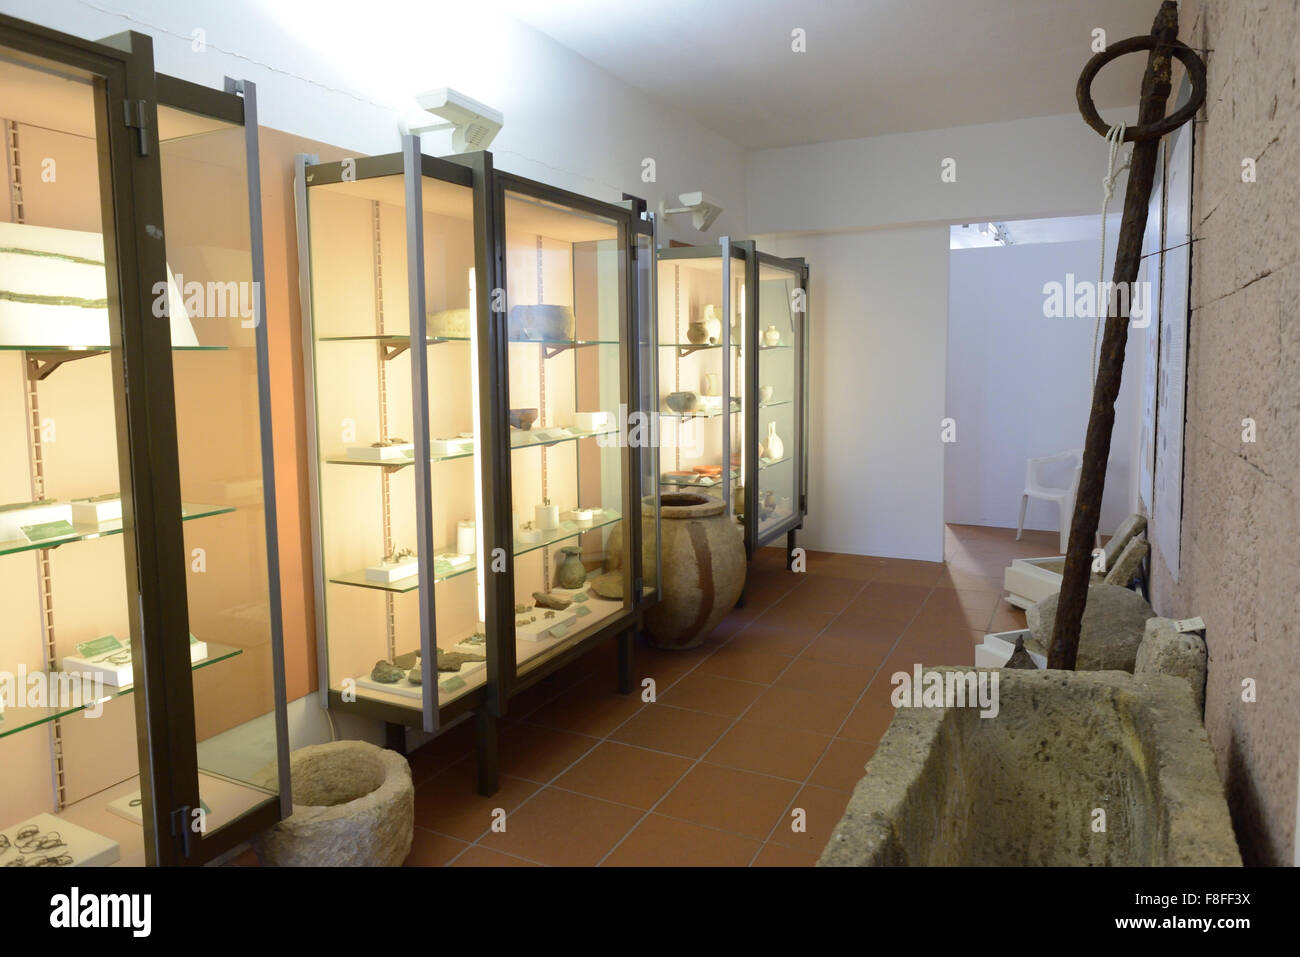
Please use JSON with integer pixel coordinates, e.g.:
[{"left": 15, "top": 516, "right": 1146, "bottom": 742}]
[
  {"left": 557, "top": 546, "right": 587, "bottom": 589},
  {"left": 763, "top": 324, "right": 781, "bottom": 347},
  {"left": 765, "top": 421, "right": 784, "bottom": 460},
  {"left": 701, "top": 372, "right": 721, "bottom": 396}
]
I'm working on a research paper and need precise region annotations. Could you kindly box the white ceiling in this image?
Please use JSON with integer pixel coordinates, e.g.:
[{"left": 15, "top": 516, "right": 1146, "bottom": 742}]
[{"left": 494, "top": 0, "right": 1156, "bottom": 149}]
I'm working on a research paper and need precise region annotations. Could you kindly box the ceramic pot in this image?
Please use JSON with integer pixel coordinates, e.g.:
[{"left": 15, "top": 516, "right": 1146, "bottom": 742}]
[
  {"left": 762, "top": 324, "right": 781, "bottom": 347},
  {"left": 556, "top": 546, "right": 587, "bottom": 589},
  {"left": 700, "top": 372, "right": 721, "bottom": 396},
  {"left": 508, "top": 304, "right": 575, "bottom": 341},
  {"left": 509, "top": 408, "right": 539, "bottom": 431},
  {"left": 644, "top": 492, "right": 746, "bottom": 650},
  {"left": 702, "top": 304, "right": 723, "bottom": 344},
  {"left": 665, "top": 391, "right": 698, "bottom": 414},
  {"left": 758, "top": 384, "right": 774, "bottom": 404},
  {"left": 765, "top": 421, "right": 784, "bottom": 460},
  {"left": 686, "top": 319, "right": 710, "bottom": 345}
]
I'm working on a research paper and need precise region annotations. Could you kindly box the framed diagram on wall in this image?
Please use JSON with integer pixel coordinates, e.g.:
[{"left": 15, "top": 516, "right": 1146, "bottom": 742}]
[{"left": 1151, "top": 76, "right": 1195, "bottom": 581}]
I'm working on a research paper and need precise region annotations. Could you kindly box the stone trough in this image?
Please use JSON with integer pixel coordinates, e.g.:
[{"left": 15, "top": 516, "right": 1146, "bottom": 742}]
[
  {"left": 819, "top": 670, "right": 1240, "bottom": 866},
  {"left": 254, "top": 740, "right": 414, "bottom": 867}
]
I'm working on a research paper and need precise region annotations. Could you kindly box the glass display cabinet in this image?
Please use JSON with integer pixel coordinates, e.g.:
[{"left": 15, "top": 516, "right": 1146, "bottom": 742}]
[
  {"left": 743, "top": 248, "right": 809, "bottom": 560},
  {"left": 0, "top": 13, "right": 289, "bottom": 866},
  {"left": 299, "top": 144, "right": 655, "bottom": 793},
  {"left": 654, "top": 240, "right": 748, "bottom": 524},
  {"left": 493, "top": 174, "right": 650, "bottom": 704}
]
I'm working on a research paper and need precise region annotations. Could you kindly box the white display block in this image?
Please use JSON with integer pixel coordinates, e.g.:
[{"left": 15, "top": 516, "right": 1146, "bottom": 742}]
[
  {"left": 0, "top": 812, "right": 119, "bottom": 867},
  {"left": 64, "top": 637, "right": 208, "bottom": 688},
  {"left": 71, "top": 496, "right": 122, "bottom": 525},
  {"left": 1003, "top": 557, "right": 1067, "bottom": 609},
  {"left": 430, "top": 437, "right": 474, "bottom": 456},
  {"left": 355, "top": 659, "right": 484, "bottom": 699},
  {"left": 974, "top": 629, "right": 1046, "bottom": 669},
  {"left": 571, "top": 411, "right": 610, "bottom": 432},
  {"left": 0, "top": 501, "right": 73, "bottom": 542},
  {"left": 365, "top": 557, "right": 419, "bottom": 583},
  {"left": 346, "top": 443, "right": 414, "bottom": 462}
]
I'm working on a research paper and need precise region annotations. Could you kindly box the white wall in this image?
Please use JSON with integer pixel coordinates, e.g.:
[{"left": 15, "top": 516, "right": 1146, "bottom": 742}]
[
  {"left": 2, "top": 0, "right": 748, "bottom": 244},
  {"left": 747, "top": 109, "right": 1135, "bottom": 236},
  {"left": 768, "top": 226, "right": 949, "bottom": 562},
  {"left": 945, "top": 239, "right": 1144, "bottom": 537},
  {"left": 751, "top": 107, "right": 1139, "bottom": 561}
]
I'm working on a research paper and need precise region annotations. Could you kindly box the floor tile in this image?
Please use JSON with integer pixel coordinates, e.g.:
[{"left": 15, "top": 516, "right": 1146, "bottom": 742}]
[
  {"left": 743, "top": 685, "right": 859, "bottom": 736},
  {"left": 477, "top": 787, "right": 643, "bottom": 866},
  {"left": 819, "top": 614, "right": 906, "bottom": 644},
  {"left": 808, "top": 738, "right": 877, "bottom": 791},
  {"left": 730, "top": 612, "right": 828, "bottom": 656},
  {"left": 449, "top": 846, "right": 539, "bottom": 866},
  {"left": 404, "top": 827, "right": 469, "bottom": 866},
  {"left": 752, "top": 840, "right": 822, "bottom": 866},
  {"left": 554, "top": 741, "right": 692, "bottom": 809},
  {"left": 413, "top": 761, "right": 540, "bottom": 842},
  {"left": 703, "top": 719, "right": 831, "bottom": 781},
  {"left": 769, "top": 785, "right": 852, "bottom": 853},
  {"left": 837, "top": 681, "right": 900, "bottom": 742},
  {"left": 497, "top": 723, "right": 601, "bottom": 783},
  {"left": 657, "top": 672, "right": 767, "bottom": 717},
  {"left": 799, "top": 631, "right": 895, "bottom": 670},
  {"left": 525, "top": 674, "right": 646, "bottom": 737},
  {"left": 695, "top": 643, "right": 794, "bottom": 684},
  {"left": 602, "top": 814, "right": 760, "bottom": 866},
  {"left": 774, "top": 656, "right": 875, "bottom": 697},
  {"left": 657, "top": 763, "right": 799, "bottom": 840},
  {"left": 773, "top": 575, "right": 867, "bottom": 615},
  {"left": 610, "top": 703, "right": 733, "bottom": 758}
]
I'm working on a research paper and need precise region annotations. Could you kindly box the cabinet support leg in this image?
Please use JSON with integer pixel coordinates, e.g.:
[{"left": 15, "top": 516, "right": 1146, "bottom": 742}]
[
  {"left": 786, "top": 530, "right": 798, "bottom": 570},
  {"left": 475, "top": 710, "right": 498, "bottom": 797},
  {"left": 617, "top": 629, "right": 634, "bottom": 696},
  {"left": 384, "top": 721, "right": 406, "bottom": 755}
]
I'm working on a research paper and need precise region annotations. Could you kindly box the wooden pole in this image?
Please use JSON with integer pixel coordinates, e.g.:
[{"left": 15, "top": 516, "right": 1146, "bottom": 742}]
[{"left": 1048, "top": 1, "right": 1204, "bottom": 669}]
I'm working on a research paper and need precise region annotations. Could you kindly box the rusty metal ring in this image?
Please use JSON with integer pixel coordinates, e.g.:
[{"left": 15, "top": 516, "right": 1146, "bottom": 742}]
[{"left": 1077, "top": 35, "right": 1207, "bottom": 142}]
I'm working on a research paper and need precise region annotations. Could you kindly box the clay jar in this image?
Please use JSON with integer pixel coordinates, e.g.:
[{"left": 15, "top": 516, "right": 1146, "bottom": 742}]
[
  {"left": 665, "top": 391, "right": 698, "bottom": 414},
  {"left": 762, "top": 324, "right": 781, "bottom": 347},
  {"left": 556, "top": 546, "right": 587, "bottom": 589},
  {"left": 644, "top": 492, "right": 746, "bottom": 650}
]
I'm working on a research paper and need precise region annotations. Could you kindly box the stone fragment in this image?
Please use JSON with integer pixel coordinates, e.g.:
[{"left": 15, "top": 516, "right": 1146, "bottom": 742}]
[
  {"left": 532, "top": 591, "right": 572, "bottom": 610},
  {"left": 370, "top": 660, "right": 405, "bottom": 684},
  {"left": 1003, "top": 637, "right": 1040, "bottom": 669},
  {"left": 1026, "top": 583, "right": 1153, "bottom": 672},
  {"left": 406, "top": 667, "right": 422, "bottom": 685},
  {"left": 1104, "top": 537, "right": 1149, "bottom": 587},
  {"left": 436, "top": 650, "right": 485, "bottom": 673},
  {"left": 1135, "top": 617, "right": 1207, "bottom": 713},
  {"left": 589, "top": 571, "right": 624, "bottom": 600}
]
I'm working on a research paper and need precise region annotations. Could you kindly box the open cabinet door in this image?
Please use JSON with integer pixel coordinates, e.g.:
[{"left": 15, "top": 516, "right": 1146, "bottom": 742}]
[{"left": 152, "top": 73, "right": 291, "bottom": 863}]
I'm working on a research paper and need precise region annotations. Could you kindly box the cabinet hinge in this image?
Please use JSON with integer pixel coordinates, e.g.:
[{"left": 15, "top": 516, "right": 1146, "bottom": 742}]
[
  {"left": 170, "top": 805, "right": 194, "bottom": 858},
  {"left": 630, "top": 241, "right": 638, "bottom": 261},
  {"left": 123, "top": 99, "right": 150, "bottom": 157}
]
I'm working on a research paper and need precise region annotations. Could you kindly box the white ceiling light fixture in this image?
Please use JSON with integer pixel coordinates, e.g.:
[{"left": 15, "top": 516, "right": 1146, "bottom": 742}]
[
  {"left": 400, "top": 87, "right": 503, "bottom": 152},
  {"left": 658, "top": 191, "right": 724, "bottom": 232}
]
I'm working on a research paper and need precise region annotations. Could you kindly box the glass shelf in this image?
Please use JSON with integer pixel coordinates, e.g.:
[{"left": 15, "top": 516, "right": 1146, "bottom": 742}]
[
  {"left": 0, "top": 344, "right": 227, "bottom": 352},
  {"left": 758, "top": 456, "right": 792, "bottom": 471},
  {"left": 329, "top": 550, "right": 478, "bottom": 593},
  {"left": 661, "top": 470, "right": 737, "bottom": 488},
  {"left": 509, "top": 425, "right": 620, "bottom": 450},
  {"left": 512, "top": 509, "right": 622, "bottom": 558},
  {"left": 0, "top": 502, "right": 236, "bottom": 557},
  {"left": 759, "top": 398, "right": 792, "bottom": 409},
  {"left": 0, "top": 642, "right": 242, "bottom": 740},
  {"left": 661, "top": 401, "right": 741, "bottom": 420},
  {"left": 325, "top": 449, "right": 475, "bottom": 469}
]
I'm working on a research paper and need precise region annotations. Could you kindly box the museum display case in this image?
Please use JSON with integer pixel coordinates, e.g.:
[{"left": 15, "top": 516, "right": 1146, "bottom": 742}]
[
  {"left": 0, "top": 14, "right": 289, "bottom": 865},
  {"left": 743, "top": 248, "right": 809, "bottom": 559},
  {"left": 299, "top": 143, "right": 655, "bottom": 790},
  {"left": 655, "top": 239, "right": 747, "bottom": 522},
  {"left": 655, "top": 240, "right": 808, "bottom": 560}
]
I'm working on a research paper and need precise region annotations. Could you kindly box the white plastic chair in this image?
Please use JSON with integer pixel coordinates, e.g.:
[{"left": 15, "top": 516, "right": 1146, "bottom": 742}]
[{"left": 1016, "top": 449, "right": 1083, "bottom": 554}]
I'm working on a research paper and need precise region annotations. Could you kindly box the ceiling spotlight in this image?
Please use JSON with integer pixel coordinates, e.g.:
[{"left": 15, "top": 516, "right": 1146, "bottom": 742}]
[{"left": 400, "top": 87, "right": 503, "bottom": 152}]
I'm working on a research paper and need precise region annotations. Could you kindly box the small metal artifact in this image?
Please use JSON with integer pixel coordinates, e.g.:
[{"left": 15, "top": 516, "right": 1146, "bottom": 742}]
[{"left": 1004, "top": 637, "right": 1040, "bottom": 670}]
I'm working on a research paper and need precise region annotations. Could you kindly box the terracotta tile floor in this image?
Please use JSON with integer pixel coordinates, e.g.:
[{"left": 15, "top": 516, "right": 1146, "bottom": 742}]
[{"left": 402, "top": 523, "right": 1061, "bottom": 867}]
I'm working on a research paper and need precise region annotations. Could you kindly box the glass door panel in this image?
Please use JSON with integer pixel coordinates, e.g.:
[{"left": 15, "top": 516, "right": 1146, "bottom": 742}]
[
  {"left": 0, "top": 40, "right": 149, "bottom": 865},
  {"left": 755, "top": 258, "right": 802, "bottom": 542},
  {"left": 499, "top": 187, "right": 631, "bottom": 680},
  {"left": 634, "top": 226, "right": 660, "bottom": 600},
  {"left": 156, "top": 88, "right": 288, "bottom": 848}
]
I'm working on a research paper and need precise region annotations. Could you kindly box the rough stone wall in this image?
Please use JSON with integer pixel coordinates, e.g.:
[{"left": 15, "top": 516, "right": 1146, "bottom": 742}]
[{"left": 1146, "top": 0, "right": 1300, "bottom": 866}]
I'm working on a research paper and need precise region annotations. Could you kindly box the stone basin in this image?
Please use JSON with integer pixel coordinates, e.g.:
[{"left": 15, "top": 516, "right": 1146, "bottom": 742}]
[{"left": 819, "top": 669, "right": 1240, "bottom": 866}]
